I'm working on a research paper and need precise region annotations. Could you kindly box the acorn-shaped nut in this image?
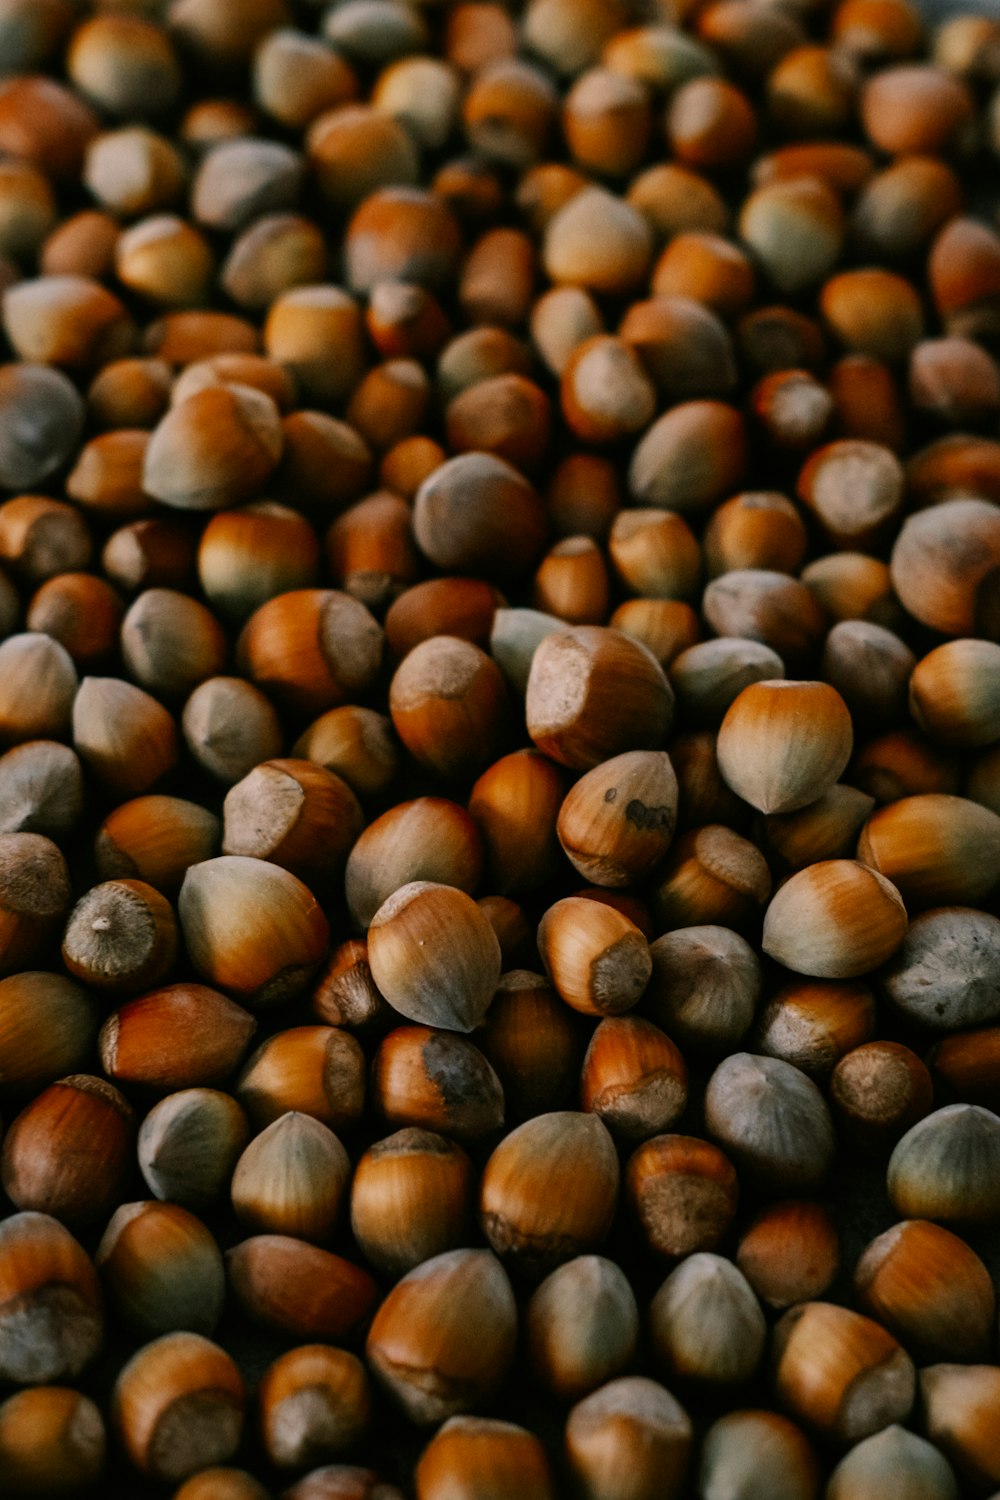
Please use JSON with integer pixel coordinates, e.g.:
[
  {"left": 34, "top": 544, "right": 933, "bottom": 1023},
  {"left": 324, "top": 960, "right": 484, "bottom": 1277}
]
[
  {"left": 222, "top": 759, "right": 363, "bottom": 888},
  {"left": 909, "top": 639, "right": 1000, "bottom": 748},
  {"left": 700, "top": 1409, "right": 819, "bottom": 1500},
  {"left": 367, "top": 881, "right": 501, "bottom": 1032},
  {"left": 236, "top": 1025, "right": 366, "bottom": 1134},
  {"left": 526, "top": 625, "right": 674, "bottom": 770},
  {"left": 854, "top": 1219, "right": 995, "bottom": 1362},
  {"left": 258, "top": 1345, "right": 371, "bottom": 1470},
  {"left": 173, "top": 1470, "right": 270, "bottom": 1500},
  {"left": 1, "top": 1075, "right": 135, "bottom": 1229},
  {"left": 0, "top": 1211, "right": 103, "bottom": 1384},
  {"left": 649, "top": 1253, "right": 766, "bottom": 1388},
  {"left": 646, "top": 925, "right": 762, "bottom": 1053},
  {"left": 95, "top": 1201, "right": 225, "bottom": 1339},
  {"left": 920, "top": 1364, "right": 1000, "bottom": 1491},
  {"left": 372, "top": 1026, "right": 504, "bottom": 1142},
  {"left": 556, "top": 749, "right": 678, "bottom": 887},
  {"left": 704, "top": 1052, "right": 835, "bottom": 1190},
  {"left": 773, "top": 1301, "right": 915, "bottom": 1444},
  {"left": 887, "top": 1104, "right": 1000, "bottom": 1224},
  {"left": 365, "top": 1248, "right": 517, "bottom": 1426},
  {"left": 0, "top": 832, "right": 71, "bottom": 976},
  {"left": 0, "top": 971, "right": 98, "bottom": 1094},
  {"left": 230, "top": 1112, "right": 351, "bottom": 1245},
  {"left": 827, "top": 1423, "right": 959, "bottom": 1500},
  {"left": 565, "top": 1377, "right": 692, "bottom": 1500},
  {"left": 0, "top": 1386, "right": 106, "bottom": 1497},
  {"left": 480, "top": 1112, "right": 619, "bottom": 1276},
  {"left": 537, "top": 896, "right": 651, "bottom": 1017},
  {"left": 762, "top": 860, "right": 907, "bottom": 978},
  {"left": 856, "top": 794, "right": 1000, "bottom": 912},
  {"left": 112, "top": 1331, "right": 245, "bottom": 1483},
  {"left": 526, "top": 1256, "right": 639, "bottom": 1403},
  {"left": 350, "top": 1128, "right": 474, "bottom": 1279},
  {"left": 717, "top": 680, "right": 853, "bottom": 814},
  {"left": 99, "top": 983, "right": 255, "bottom": 1090},
  {"left": 138, "top": 1088, "right": 250, "bottom": 1210},
  {"left": 179, "top": 856, "right": 329, "bottom": 1009},
  {"left": 345, "top": 797, "right": 484, "bottom": 931},
  {"left": 416, "top": 1415, "right": 557, "bottom": 1500}
]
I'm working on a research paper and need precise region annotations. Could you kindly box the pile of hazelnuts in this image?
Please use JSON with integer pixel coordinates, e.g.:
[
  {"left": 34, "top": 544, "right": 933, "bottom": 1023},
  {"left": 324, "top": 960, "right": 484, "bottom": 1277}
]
[{"left": 0, "top": 0, "right": 999, "bottom": 1495}]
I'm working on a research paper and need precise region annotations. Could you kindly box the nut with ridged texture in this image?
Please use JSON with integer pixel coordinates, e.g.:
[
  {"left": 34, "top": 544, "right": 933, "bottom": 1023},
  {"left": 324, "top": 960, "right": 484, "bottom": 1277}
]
[
  {"left": 827, "top": 1424, "right": 959, "bottom": 1500},
  {"left": 112, "top": 1331, "right": 245, "bottom": 1484},
  {"left": 230, "top": 1112, "right": 351, "bottom": 1245},
  {"left": 650, "top": 825, "right": 773, "bottom": 936},
  {"left": 350, "top": 1128, "right": 473, "bottom": 1279},
  {"left": 480, "top": 1112, "right": 619, "bottom": 1276},
  {"left": 236, "top": 1025, "right": 365, "bottom": 1134},
  {"left": 226, "top": 1235, "right": 378, "bottom": 1345},
  {"left": 565, "top": 1376, "right": 692, "bottom": 1500},
  {"left": 236, "top": 588, "right": 383, "bottom": 718},
  {"left": 856, "top": 794, "right": 1000, "bottom": 910},
  {"left": 178, "top": 856, "right": 329, "bottom": 1009},
  {"left": 772, "top": 1301, "right": 915, "bottom": 1444},
  {"left": 761, "top": 859, "right": 907, "bottom": 977},
  {"left": 0, "top": 970, "right": 98, "bottom": 1095},
  {"left": 345, "top": 798, "right": 484, "bottom": 931},
  {"left": 415, "top": 1416, "right": 556, "bottom": 1500},
  {"left": 367, "top": 881, "right": 501, "bottom": 1033},
  {"left": 477, "top": 970, "right": 582, "bottom": 1122},
  {"left": 645, "top": 924, "right": 761, "bottom": 1053},
  {"left": 62, "top": 878, "right": 177, "bottom": 997},
  {"left": 716, "top": 680, "right": 853, "bottom": 814},
  {"left": 887, "top": 1104, "right": 1000, "bottom": 1225},
  {"left": 366, "top": 1248, "right": 516, "bottom": 1426},
  {"left": 526, "top": 1256, "right": 638, "bottom": 1402},
  {"left": 99, "top": 982, "right": 256, "bottom": 1092},
  {"left": 1, "top": 1074, "right": 134, "bottom": 1229},
  {"left": 649, "top": 1253, "right": 766, "bottom": 1388},
  {"left": 704, "top": 1052, "right": 835, "bottom": 1191},
  {"left": 138, "top": 1088, "right": 250, "bottom": 1210},
  {"left": 372, "top": 1025, "right": 504, "bottom": 1142},
  {"left": 699, "top": 1409, "right": 819, "bottom": 1500},
  {"left": 854, "top": 1219, "right": 995, "bottom": 1363},
  {"left": 538, "top": 896, "right": 651, "bottom": 1017},
  {"left": 0, "top": 1211, "right": 103, "bottom": 1384},
  {"left": 581, "top": 1015, "right": 687, "bottom": 1141},
  {"left": 625, "top": 1133, "right": 739, "bottom": 1260}
]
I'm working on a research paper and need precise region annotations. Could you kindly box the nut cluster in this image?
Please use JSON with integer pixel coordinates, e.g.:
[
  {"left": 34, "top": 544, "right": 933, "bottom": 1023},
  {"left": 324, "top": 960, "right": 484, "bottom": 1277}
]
[{"left": 0, "top": 0, "right": 999, "bottom": 1497}]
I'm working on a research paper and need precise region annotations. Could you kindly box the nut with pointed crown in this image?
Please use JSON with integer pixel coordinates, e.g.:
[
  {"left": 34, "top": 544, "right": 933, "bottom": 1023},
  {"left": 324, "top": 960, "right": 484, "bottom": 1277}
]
[
  {"left": 762, "top": 859, "right": 907, "bottom": 978},
  {"left": 650, "top": 1253, "right": 766, "bottom": 1387},
  {"left": 717, "top": 680, "right": 853, "bottom": 814},
  {"left": 887, "top": 1104, "right": 1000, "bottom": 1225},
  {"left": 366, "top": 1248, "right": 517, "bottom": 1426},
  {"left": 565, "top": 1377, "right": 692, "bottom": 1500},
  {"left": 526, "top": 1256, "right": 639, "bottom": 1402},
  {"left": 699, "top": 1410, "right": 819, "bottom": 1500},
  {"left": 367, "top": 881, "right": 501, "bottom": 1033},
  {"left": 416, "top": 1415, "right": 557, "bottom": 1500},
  {"left": 705, "top": 1052, "right": 835, "bottom": 1191},
  {"left": 854, "top": 1219, "right": 995, "bottom": 1363}
]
